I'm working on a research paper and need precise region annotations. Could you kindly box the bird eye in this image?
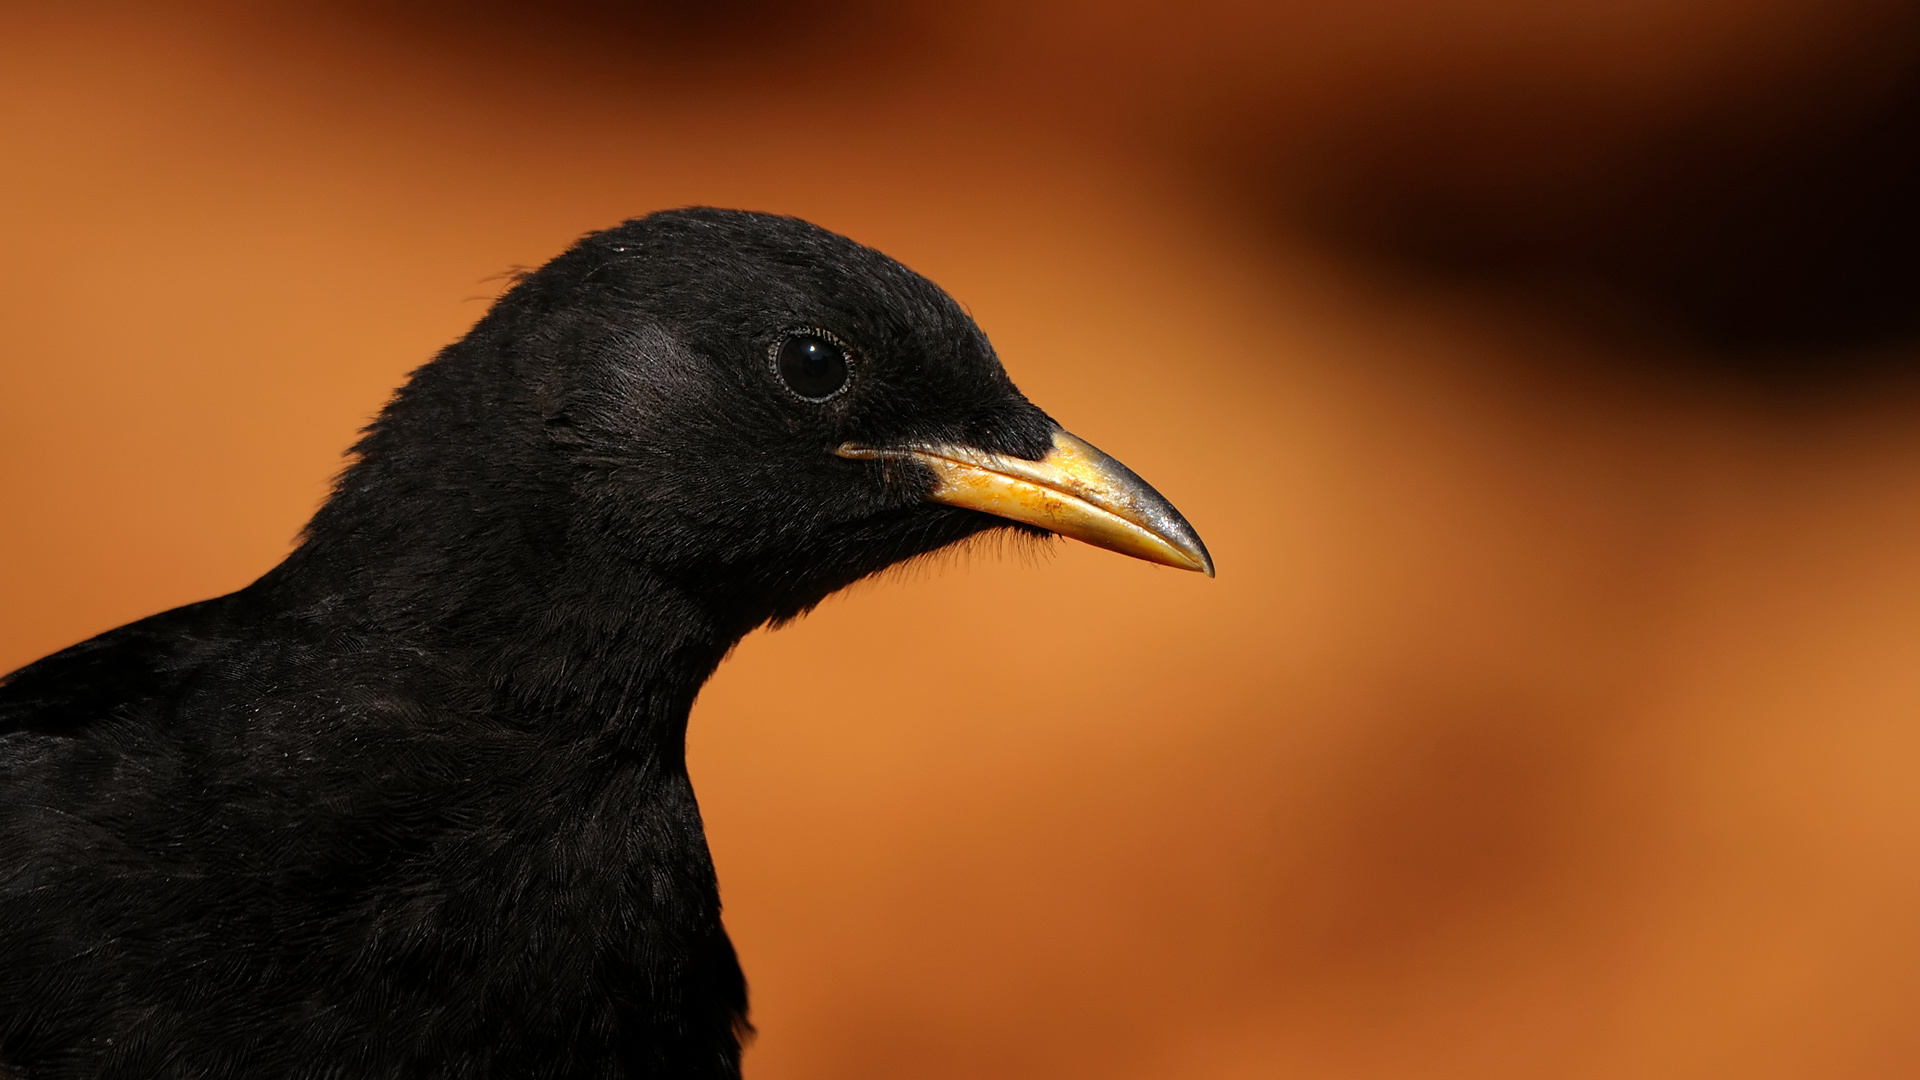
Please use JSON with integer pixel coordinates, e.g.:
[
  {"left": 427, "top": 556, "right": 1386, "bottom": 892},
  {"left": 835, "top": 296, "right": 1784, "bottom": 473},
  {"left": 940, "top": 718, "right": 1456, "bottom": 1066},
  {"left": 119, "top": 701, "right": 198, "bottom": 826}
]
[{"left": 775, "top": 332, "right": 850, "bottom": 400}]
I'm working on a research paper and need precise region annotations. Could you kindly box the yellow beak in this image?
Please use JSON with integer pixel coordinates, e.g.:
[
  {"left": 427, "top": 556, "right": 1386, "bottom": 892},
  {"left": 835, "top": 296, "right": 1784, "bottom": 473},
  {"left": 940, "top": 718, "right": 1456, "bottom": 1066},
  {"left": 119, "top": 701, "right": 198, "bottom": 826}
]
[{"left": 837, "top": 430, "right": 1214, "bottom": 576}]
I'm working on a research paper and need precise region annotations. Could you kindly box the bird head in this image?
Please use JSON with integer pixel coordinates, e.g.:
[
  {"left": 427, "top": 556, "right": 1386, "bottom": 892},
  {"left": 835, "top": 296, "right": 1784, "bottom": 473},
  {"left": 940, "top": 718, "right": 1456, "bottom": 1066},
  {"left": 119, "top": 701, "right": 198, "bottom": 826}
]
[{"left": 326, "top": 208, "right": 1210, "bottom": 638}]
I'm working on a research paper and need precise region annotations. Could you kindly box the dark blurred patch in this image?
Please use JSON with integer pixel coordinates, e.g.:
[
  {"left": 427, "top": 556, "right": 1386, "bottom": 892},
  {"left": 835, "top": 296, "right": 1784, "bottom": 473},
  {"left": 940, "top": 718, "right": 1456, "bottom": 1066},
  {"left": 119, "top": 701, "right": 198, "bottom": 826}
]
[
  {"left": 329, "top": 0, "right": 915, "bottom": 82},
  {"left": 1277, "top": 698, "right": 1597, "bottom": 974},
  {"left": 290, "top": 0, "right": 1920, "bottom": 386},
  {"left": 1283, "top": 25, "right": 1920, "bottom": 381}
]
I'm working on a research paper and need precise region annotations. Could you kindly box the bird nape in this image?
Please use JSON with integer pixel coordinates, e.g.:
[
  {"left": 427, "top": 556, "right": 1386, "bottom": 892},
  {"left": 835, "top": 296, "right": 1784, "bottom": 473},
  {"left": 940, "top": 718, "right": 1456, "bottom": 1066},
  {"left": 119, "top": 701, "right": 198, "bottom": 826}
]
[{"left": 0, "top": 208, "right": 1211, "bottom": 1079}]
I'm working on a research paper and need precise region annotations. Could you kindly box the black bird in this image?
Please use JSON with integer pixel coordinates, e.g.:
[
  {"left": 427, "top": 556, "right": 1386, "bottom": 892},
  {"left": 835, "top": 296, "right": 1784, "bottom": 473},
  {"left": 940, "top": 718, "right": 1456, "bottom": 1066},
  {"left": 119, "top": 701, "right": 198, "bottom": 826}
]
[{"left": 0, "top": 208, "right": 1211, "bottom": 1079}]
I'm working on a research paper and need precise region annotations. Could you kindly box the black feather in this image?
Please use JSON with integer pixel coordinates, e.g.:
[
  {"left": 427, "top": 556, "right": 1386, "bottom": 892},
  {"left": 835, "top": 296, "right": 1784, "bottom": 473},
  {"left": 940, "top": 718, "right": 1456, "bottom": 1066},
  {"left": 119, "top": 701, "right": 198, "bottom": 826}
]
[{"left": 0, "top": 209, "right": 1058, "bottom": 1079}]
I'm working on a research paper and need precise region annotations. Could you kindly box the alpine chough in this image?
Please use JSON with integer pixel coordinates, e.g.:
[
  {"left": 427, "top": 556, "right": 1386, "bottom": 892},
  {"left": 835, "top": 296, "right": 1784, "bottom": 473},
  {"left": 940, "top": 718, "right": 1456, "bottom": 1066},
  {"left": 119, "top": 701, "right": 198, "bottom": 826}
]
[{"left": 0, "top": 208, "right": 1211, "bottom": 1079}]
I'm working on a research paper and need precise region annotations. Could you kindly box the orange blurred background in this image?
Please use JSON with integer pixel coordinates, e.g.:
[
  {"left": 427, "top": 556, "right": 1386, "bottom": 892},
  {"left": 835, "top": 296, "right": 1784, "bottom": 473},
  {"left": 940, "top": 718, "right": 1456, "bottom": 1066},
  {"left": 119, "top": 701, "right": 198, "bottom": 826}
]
[{"left": 7, "top": 2, "right": 1920, "bottom": 1076}]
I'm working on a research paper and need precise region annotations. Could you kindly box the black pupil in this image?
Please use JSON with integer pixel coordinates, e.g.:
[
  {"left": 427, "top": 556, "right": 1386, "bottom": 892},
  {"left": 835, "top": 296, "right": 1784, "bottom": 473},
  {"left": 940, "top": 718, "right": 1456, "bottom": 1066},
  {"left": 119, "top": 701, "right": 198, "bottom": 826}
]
[{"left": 778, "top": 334, "right": 848, "bottom": 399}]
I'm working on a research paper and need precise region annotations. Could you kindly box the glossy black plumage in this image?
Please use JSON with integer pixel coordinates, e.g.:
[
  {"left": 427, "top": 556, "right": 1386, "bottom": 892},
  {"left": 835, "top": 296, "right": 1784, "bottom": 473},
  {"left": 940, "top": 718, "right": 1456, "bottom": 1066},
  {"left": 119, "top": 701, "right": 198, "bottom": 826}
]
[{"left": 0, "top": 209, "right": 1062, "bottom": 1078}]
